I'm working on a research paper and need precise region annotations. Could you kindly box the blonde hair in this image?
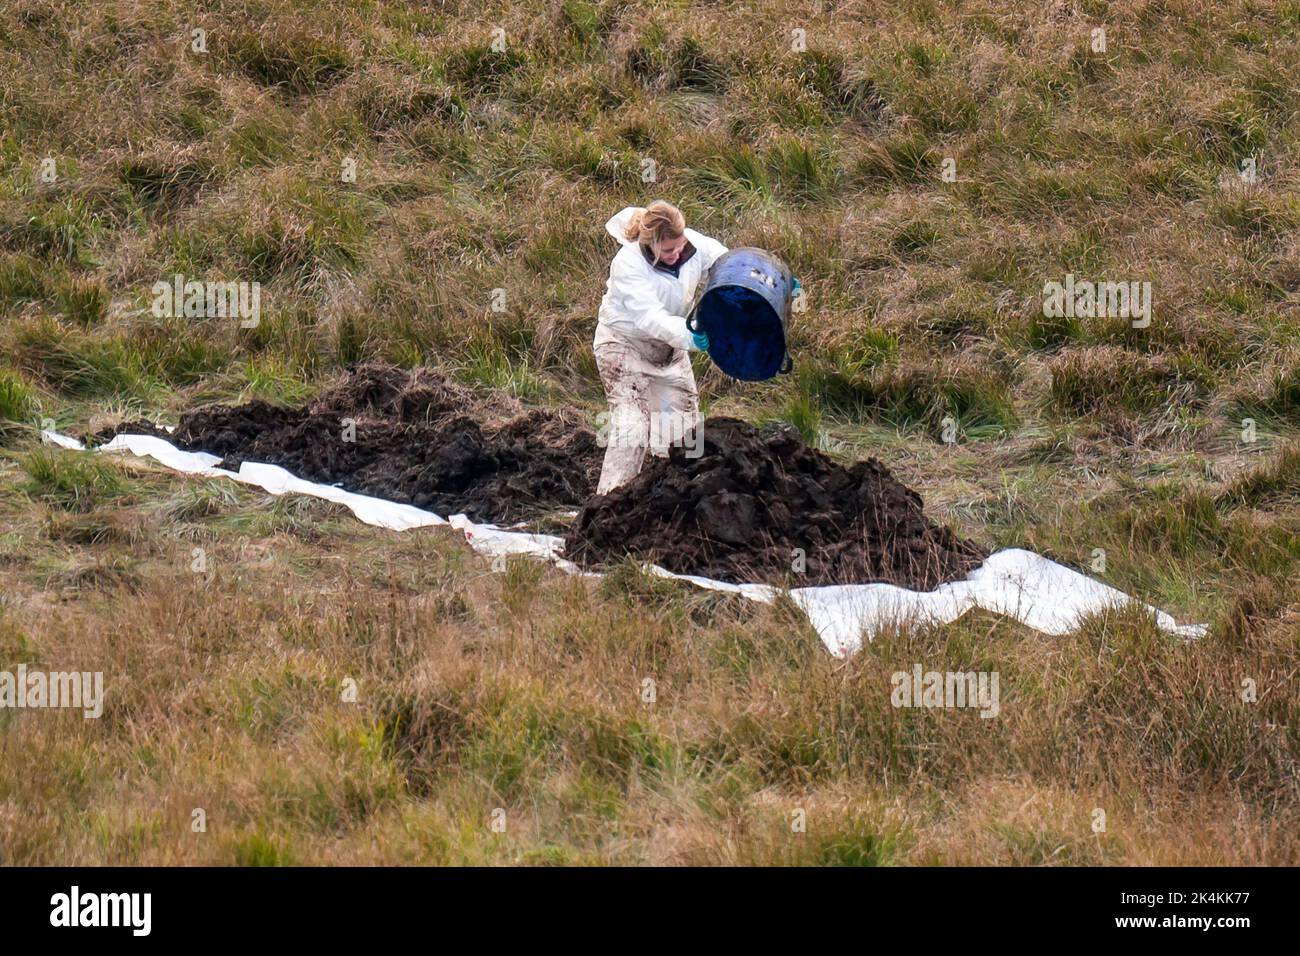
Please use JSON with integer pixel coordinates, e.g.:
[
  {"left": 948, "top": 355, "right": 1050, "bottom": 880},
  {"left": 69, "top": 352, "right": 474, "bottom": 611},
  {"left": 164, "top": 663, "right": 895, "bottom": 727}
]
[{"left": 623, "top": 201, "right": 686, "bottom": 261}]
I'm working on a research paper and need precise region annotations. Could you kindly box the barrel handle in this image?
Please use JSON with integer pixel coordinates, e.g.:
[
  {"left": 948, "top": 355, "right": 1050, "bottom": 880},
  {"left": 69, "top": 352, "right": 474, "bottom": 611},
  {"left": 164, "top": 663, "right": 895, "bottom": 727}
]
[{"left": 779, "top": 352, "right": 793, "bottom": 375}]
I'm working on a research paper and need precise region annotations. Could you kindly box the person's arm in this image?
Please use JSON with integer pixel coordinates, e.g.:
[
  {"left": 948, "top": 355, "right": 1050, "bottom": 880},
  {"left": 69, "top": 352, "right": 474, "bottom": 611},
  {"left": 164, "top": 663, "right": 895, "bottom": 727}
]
[
  {"left": 680, "top": 233, "right": 728, "bottom": 352},
  {"left": 602, "top": 254, "right": 696, "bottom": 351}
]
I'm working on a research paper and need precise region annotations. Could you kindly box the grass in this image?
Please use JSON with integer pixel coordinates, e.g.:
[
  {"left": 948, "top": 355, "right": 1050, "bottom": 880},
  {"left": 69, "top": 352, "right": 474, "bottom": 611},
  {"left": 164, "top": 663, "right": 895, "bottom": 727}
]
[
  {"left": 1048, "top": 347, "right": 1214, "bottom": 418},
  {"left": 0, "top": 367, "right": 37, "bottom": 428},
  {"left": 0, "top": 0, "right": 1298, "bottom": 866},
  {"left": 20, "top": 447, "right": 131, "bottom": 512}
]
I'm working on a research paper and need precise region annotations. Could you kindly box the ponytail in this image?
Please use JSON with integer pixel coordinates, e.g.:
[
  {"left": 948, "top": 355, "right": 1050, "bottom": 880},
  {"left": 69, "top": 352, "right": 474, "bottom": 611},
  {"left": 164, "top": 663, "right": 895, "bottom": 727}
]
[{"left": 624, "top": 200, "right": 686, "bottom": 249}]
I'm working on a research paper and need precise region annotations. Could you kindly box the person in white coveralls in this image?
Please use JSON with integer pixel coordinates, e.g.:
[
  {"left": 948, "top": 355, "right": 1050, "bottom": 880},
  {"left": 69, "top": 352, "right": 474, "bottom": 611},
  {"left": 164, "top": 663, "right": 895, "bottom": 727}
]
[{"left": 593, "top": 201, "right": 728, "bottom": 494}]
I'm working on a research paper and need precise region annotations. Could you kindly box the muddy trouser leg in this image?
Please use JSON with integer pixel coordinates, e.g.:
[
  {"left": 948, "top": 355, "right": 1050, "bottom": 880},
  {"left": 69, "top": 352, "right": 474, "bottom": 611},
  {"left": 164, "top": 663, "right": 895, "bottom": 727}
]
[
  {"left": 645, "top": 350, "right": 701, "bottom": 460},
  {"left": 595, "top": 344, "right": 651, "bottom": 495}
]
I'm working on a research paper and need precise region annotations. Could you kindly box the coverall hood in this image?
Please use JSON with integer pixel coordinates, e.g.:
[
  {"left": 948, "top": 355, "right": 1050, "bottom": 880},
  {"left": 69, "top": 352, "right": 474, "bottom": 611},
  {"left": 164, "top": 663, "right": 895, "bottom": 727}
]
[
  {"left": 605, "top": 206, "right": 643, "bottom": 245},
  {"left": 607, "top": 206, "right": 698, "bottom": 273}
]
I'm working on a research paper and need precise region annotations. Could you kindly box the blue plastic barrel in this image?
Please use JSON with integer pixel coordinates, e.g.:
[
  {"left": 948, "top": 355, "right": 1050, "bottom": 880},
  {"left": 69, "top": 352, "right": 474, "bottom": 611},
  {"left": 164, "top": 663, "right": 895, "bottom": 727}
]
[{"left": 687, "top": 247, "right": 793, "bottom": 381}]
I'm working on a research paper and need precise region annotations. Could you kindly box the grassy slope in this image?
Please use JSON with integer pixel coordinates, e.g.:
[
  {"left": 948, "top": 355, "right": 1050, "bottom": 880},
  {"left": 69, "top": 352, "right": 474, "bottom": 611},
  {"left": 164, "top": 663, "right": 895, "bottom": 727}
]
[{"left": 1, "top": 0, "right": 1298, "bottom": 864}]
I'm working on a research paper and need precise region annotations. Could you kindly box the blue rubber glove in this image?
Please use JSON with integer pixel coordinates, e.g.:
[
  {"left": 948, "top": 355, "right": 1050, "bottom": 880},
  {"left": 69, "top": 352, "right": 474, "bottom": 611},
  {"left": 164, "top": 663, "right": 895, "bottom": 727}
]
[
  {"left": 791, "top": 277, "right": 802, "bottom": 297},
  {"left": 690, "top": 330, "right": 710, "bottom": 352}
]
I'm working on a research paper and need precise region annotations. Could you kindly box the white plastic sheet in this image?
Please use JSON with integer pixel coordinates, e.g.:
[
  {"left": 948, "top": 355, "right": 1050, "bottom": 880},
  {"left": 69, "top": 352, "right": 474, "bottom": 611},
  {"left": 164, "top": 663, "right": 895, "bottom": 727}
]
[
  {"left": 92, "top": 433, "right": 446, "bottom": 530},
  {"left": 43, "top": 430, "right": 1208, "bottom": 655},
  {"left": 789, "top": 549, "right": 1206, "bottom": 657}
]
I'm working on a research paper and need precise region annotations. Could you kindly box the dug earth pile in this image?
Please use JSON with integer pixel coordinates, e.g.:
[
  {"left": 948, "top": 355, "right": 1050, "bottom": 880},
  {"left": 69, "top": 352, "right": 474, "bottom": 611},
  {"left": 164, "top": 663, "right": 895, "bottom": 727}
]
[
  {"left": 95, "top": 364, "right": 601, "bottom": 523},
  {"left": 94, "top": 368, "right": 986, "bottom": 587},
  {"left": 564, "top": 417, "right": 988, "bottom": 589}
]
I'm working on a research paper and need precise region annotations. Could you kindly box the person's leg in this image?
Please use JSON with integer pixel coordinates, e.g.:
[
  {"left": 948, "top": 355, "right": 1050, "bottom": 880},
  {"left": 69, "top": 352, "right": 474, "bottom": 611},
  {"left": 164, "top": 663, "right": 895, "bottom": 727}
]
[
  {"left": 595, "top": 344, "right": 651, "bottom": 494},
  {"left": 645, "top": 350, "right": 701, "bottom": 459}
]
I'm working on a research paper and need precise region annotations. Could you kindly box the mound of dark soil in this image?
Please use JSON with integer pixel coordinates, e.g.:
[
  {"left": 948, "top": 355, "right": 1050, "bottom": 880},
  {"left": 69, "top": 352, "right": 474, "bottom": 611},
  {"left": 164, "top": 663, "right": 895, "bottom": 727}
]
[
  {"left": 563, "top": 417, "right": 987, "bottom": 589},
  {"left": 93, "top": 364, "right": 600, "bottom": 523},
  {"left": 305, "top": 361, "right": 525, "bottom": 426},
  {"left": 90, "top": 369, "right": 985, "bottom": 586}
]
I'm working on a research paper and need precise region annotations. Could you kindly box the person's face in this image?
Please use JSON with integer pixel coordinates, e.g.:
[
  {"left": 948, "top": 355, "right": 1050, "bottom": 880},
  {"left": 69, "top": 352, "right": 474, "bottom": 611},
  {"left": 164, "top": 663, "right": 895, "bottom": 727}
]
[{"left": 653, "top": 233, "right": 687, "bottom": 265}]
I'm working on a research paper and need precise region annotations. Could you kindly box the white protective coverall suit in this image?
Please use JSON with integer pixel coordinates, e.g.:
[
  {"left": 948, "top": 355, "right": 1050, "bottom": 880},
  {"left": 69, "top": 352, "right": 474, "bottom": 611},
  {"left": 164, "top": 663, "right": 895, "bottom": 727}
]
[{"left": 593, "top": 206, "right": 729, "bottom": 494}]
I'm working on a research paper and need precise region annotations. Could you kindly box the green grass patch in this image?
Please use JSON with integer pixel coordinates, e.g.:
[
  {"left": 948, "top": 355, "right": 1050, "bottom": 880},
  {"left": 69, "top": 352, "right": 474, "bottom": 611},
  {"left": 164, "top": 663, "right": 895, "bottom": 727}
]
[
  {"left": 1049, "top": 347, "right": 1214, "bottom": 417},
  {"left": 13, "top": 318, "right": 160, "bottom": 400},
  {"left": 0, "top": 366, "right": 37, "bottom": 426},
  {"left": 21, "top": 448, "right": 130, "bottom": 513}
]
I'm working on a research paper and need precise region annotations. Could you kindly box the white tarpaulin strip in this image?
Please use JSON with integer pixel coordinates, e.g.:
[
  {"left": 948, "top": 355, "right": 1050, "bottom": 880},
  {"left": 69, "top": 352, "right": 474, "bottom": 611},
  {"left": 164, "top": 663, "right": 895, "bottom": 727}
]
[
  {"left": 42, "top": 430, "right": 1207, "bottom": 655},
  {"left": 90, "top": 433, "right": 446, "bottom": 530},
  {"left": 788, "top": 549, "right": 1206, "bottom": 657}
]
